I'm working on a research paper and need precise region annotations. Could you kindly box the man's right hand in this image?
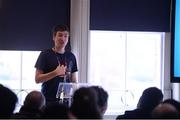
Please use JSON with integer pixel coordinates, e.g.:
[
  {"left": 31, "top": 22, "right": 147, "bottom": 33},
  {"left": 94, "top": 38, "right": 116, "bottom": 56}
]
[{"left": 55, "top": 64, "right": 67, "bottom": 77}]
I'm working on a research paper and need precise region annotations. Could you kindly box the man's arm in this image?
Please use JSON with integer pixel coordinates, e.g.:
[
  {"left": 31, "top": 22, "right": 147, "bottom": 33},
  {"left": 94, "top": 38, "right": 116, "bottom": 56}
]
[
  {"left": 35, "top": 65, "right": 67, "bottom": 83},
  {"left": 71, "top": 72, "right": 77, "bottom": 83}
]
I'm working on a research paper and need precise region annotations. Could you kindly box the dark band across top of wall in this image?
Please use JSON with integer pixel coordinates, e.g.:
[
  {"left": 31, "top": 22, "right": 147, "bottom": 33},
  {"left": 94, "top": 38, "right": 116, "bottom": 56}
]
[
  {"left": 0, "top": 0, "right": 70, "bottom": 51},
  {"left": 90, "top": 0, "right": 171, "bottom": 32}
]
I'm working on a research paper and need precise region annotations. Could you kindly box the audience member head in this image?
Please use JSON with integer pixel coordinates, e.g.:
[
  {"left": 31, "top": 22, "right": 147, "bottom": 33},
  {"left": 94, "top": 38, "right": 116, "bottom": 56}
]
[
  {"left": 163, "top": 98, "right": 180, "bottom": 114},
  {"left": 70, "top": 87, "right": 102, "bottom": 119},
  {"left": 11, "top": 90, "right": 46, "bottom": 119},
  {"left": 90, "top": 86, "right": 109, "bottom": 115},
  {"left": 42, "top": 102, "right": 70, "bottom": 119},
  {"left": 23, "top": 90, "right": 46, "bottom": 111},
  {"left": 137, "top": 87, "right": 163, "bottom": 110},
  {"left": 0, "top": 84, "right": 18, "bottom": 118},
  {"left": 151, "top": 103, "right": 180, "bottom": 118}
]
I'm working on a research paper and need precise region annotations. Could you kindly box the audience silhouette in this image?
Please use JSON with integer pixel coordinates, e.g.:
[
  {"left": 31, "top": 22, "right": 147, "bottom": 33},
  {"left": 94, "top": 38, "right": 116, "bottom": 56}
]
[
  {"left": 90, "top": 85, "right": 109, "bottom": 115},
  {"left": 0, "top": 84, "right": 18, "bottom": 119},
  {"left": 116, "top": 87, "right": 163, "bottom": 119},
  {"left": 42, "top": 102, "right": 70, "bottom": 119},
  {"left": 12, "top": 90, "right": 45, "bottom": 118},
  {"left": 2, "top": 83, "right": 180, "bottom": 119},
  {"left": 70, "top": 87, "right": 102, "bottom": 119}
]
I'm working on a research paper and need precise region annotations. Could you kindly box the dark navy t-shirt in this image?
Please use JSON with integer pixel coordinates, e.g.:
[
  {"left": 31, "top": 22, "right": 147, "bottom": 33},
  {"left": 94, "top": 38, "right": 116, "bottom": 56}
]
[{"left": 35, "top": 49, "right": 78, "bottom": 103}]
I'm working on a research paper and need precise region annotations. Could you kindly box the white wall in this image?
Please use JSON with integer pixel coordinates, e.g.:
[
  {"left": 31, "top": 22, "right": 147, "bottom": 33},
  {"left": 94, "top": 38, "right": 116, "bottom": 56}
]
[{"left": 173, "top": 83, "right": 180, "bottom": 101}]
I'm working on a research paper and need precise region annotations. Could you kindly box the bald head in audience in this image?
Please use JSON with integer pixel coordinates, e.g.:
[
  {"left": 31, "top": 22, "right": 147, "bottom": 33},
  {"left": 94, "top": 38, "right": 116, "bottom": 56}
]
[
  {"left": 12, "top": 90, "right": 46, "bottom": 119},
  {"left": 152, "top": 103, "right": 180, "bottom": 118},
  {"left": 24, "top": 90, "right": 46, "bottom": 111}
]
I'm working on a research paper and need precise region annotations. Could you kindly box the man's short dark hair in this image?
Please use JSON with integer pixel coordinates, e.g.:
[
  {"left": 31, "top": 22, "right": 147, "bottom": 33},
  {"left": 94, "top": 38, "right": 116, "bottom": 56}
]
[{"left": 52, "top": 24, "right": 69, "bottom": 36}]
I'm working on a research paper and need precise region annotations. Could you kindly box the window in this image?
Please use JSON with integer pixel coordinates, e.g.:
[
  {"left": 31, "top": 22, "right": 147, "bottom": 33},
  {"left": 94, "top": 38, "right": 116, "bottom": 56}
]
[
  {"left": 0, "top": 50, "right": 41, "bottom": 111},
  {"left": 89, "top": 31, "right": 164, "bottom": 115}
]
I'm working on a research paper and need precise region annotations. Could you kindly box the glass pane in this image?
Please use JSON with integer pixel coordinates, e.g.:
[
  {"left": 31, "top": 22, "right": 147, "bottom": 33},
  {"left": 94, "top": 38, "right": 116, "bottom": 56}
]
[
  {"left": 0, "top": 50, "right": 21, "bottom": 89},
  {"left": 126, "top": 32, "right": 162, "bottom": 87},
  {"left": 21, "top": 51, "right": 41, "bottom": 89},
  {"left": 89, "top": 31, "right": 126, "bottom": 88},
  {"left": 89, "top": 31, "right": 126, "bottom": 114}
]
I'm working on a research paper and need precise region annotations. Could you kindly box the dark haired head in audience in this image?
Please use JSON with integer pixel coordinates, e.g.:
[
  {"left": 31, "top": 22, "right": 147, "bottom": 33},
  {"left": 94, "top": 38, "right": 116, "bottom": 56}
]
[
  {"left": 42, "top": 102, "right": 70, "bottom": 119},
  {"left": 151, "top": 102, "right": 180, "bottom": 118},
  {"left": 116, "top": 87, "right": 163, "bottom": 119},
  {"left": 137, "top": 87, "right": 163, "bottom": 110},
  {"left": 0, "top": 84, "right": 18, "bottom": 118},
  {"left": 12, "top": 90, "right": 45, "bottom": 118},
  {"left": 90, "top": 86, "right": 109, "bottom": 115},
  {"left": 70, "top": 87, "right": 102, "bottom": 119}
]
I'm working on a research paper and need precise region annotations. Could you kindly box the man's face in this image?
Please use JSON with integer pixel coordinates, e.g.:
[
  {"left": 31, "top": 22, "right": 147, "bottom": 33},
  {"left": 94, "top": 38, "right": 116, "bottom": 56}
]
[{"left": 53, "top": 31, "right": 69, "bottom": 48}]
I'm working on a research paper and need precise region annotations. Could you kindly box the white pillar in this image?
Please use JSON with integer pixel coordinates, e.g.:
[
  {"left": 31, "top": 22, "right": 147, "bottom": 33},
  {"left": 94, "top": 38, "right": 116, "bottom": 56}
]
[
  {"left": 163, "top": 32, "right": 172, "bottom": 100},
  {"left": 70, "top": 0, "right": 90, "bottom": 83}
]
